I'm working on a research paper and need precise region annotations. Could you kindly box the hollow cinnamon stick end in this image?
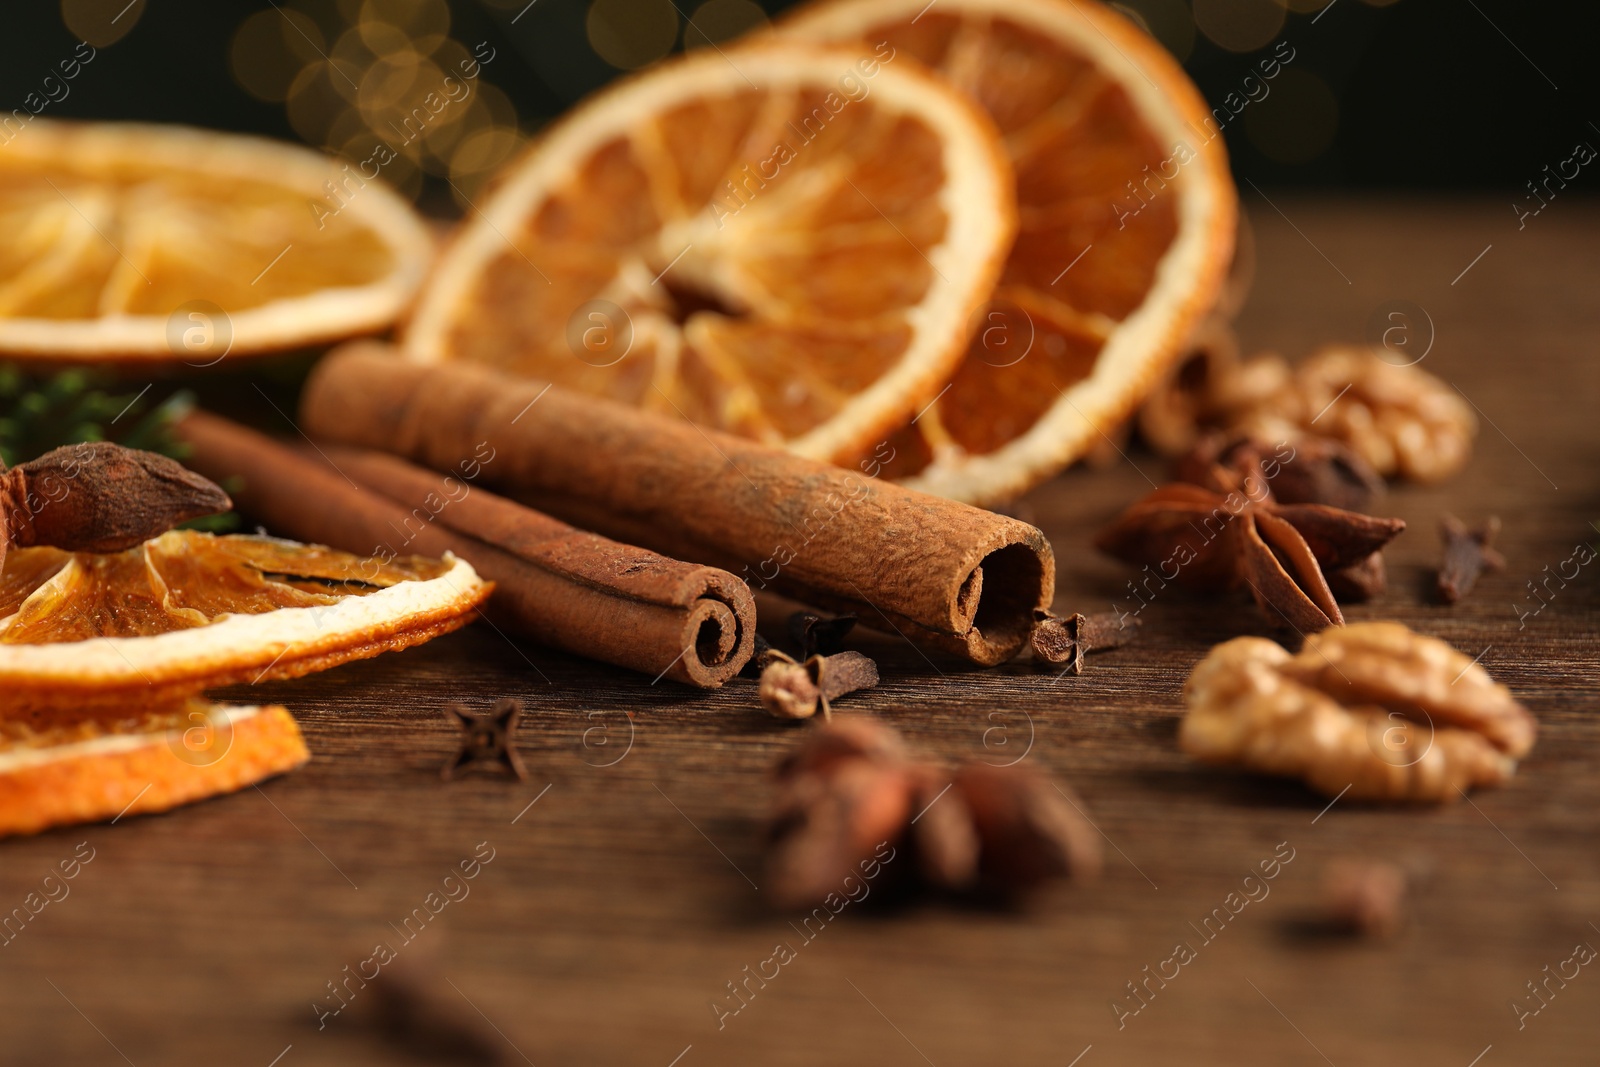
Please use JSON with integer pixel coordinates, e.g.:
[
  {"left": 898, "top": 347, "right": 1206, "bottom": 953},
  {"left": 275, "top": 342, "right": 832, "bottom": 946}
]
[{"left": 943, "top": 528, "right": 1056, "bottom": 667}]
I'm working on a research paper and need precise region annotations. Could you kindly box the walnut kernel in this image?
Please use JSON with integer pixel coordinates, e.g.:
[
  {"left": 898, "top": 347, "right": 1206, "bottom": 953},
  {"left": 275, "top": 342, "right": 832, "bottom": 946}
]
[
  {"left": 1235, "top": 346, "right": 1477, "bottom": 483},
  {"left": 1180, "top": 623, "right": 1535, "bottom": 802}
]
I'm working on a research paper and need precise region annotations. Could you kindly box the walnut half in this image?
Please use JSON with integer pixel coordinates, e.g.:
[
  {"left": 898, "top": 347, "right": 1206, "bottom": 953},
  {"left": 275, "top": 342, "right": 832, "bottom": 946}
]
[{"left": 1180, "top": 622, "right": 1535, "bottom": 802}]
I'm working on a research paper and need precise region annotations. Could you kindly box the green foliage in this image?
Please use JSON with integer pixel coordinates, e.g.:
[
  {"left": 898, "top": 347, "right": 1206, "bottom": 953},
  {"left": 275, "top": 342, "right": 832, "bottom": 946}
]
[
  {"left": 0, "top": 366, "right": 238, "bottom": 532},
  {"left": 0, "top": 366, "right": 194, "bottom": 467}
]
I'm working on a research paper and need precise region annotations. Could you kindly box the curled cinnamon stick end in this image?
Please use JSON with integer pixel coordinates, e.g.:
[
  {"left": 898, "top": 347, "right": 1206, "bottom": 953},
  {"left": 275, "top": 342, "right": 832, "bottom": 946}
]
[
  {"left": 175, "top": 411, "right": 756, "bottom": 687},
  {"left": 301, "top": 343, "right": 1054, "bottom": 666},
  {"left": 324, "top": 446, "right": 757, "bottom": 687}
]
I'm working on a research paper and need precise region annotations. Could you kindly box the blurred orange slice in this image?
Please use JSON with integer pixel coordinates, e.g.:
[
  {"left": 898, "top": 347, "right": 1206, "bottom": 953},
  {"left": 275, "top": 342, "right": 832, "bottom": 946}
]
[
  {"left": 0, "top": 530, "right": 489, "bottom": 712},
  {"left": 403, "top": 43, "right": 1016, "bottom": 463},
  {"left": 0, "top": 701, "right": 308, "bottom": 838},
  {"left": 0, "top": 121, "right": 432, "bottom": 363},
  {"left": 783, "top": 0, "right": 1238, "bottom": 503}
]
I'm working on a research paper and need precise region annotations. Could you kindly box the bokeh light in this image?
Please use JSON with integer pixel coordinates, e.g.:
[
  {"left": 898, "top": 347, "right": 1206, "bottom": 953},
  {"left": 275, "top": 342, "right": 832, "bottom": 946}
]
[
  {"left": 285, "top": 61, "right": 351, "bottom": 145},
  {"left": 359, "top": 0, "right": 450, "bottom": 56},
  {"left": 231, "top": 9, "right": 327, "bottom": 103},
  {"left": 1108, "top": 0, "right": 1196, "bottom": 62},
  {"left": 61, "top": 0, "right": 145, "bottom": 48},
  {"left": 229, "top": 0, "right": 522, "bottom": 207},
  {"left": 685, "top": 0, "right": 770, "bottom": 50},
  {"left": 1244, "top": 67, "right": 1340, "bottom": 163},
  {"left": 587, "top": 0, "right": 679, "bottom": 70},
  {"left": 1193, "top": 0, "right": 1286, "bottom": 53}
]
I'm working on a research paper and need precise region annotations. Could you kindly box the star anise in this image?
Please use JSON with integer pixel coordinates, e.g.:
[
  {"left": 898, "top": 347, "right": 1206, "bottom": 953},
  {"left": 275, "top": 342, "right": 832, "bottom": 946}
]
[{"left": 1095, "top": 460, "right": 1404, "bottom": 633}]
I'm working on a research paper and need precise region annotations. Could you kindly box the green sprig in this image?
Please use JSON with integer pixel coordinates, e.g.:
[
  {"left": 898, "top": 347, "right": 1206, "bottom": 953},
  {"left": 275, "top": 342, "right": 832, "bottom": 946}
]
[{"left": 0, "top": 366, "right": 237, "bottom": 531}]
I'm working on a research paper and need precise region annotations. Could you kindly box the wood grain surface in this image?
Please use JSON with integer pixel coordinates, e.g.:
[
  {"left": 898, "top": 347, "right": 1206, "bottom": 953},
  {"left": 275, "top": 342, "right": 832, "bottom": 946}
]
[{"left": 2, "top": 201, "right": 1597, "bottom": 1066}]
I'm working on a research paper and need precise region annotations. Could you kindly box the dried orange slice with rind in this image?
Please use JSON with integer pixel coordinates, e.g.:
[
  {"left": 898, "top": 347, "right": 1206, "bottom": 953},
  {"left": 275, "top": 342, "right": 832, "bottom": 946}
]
[
  {"left": 0, "top": 120, "right": 432, "bottom": 362},
  {"left": 0, "top": 701, "right": 308, "bottom": 838},
  {"left": 403, "top": 43, "right": 1017, "bottom": 463},
  {"left": 0, "top": 530, "right": 489, "bottom": 712},
  {"left": 783, "top": 0, "right": 1238, "bottom": 503}
]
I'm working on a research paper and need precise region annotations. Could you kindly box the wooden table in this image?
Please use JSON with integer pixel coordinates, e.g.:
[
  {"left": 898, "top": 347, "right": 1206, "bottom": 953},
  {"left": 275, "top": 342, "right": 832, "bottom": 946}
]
[{"left": 3, "top": 201, "right": 1597, "bottom": 1066}]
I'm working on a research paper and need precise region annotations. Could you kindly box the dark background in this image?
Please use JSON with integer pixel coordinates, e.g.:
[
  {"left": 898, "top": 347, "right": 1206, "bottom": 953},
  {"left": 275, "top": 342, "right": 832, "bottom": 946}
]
[{"left": 5, "top": 0, "right": 1597, "bottom": 199}]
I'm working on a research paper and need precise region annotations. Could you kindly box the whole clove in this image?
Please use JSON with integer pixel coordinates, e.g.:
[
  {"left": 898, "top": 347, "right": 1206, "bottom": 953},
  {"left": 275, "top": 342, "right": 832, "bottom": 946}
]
[
  {"left": 759, "top": 650, "right": 879, "bottom": 721},
  {"left": 1437, "top": 514, "right": 1505, "bottom": 603},
  {"left": 1031, "top": 611, "right": 1142, "bottom": 674},
  {"left": 442, "top": 698, "right": 528, "bottom": 781},
  {"left": 0, "top": 442, "right": 231, "bottom": 572}
]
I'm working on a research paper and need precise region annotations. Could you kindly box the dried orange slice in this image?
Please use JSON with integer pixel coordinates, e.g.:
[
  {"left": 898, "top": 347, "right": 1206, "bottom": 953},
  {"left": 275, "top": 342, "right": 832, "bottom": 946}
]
[
  {"left": 783, "top": 0, "right": 1238, "bottom": 503},
  {"left": 403, "top": 43, "right": 1016, "bottom": 462},
  {"left": 0, "top": 121, "right": 432, "bottom": 363},
  {"left": 0, "top": 701, "right": 307, "bottom": 838},
  {"left": 0, "top": 530, "right": 489, "bottom": 712}
]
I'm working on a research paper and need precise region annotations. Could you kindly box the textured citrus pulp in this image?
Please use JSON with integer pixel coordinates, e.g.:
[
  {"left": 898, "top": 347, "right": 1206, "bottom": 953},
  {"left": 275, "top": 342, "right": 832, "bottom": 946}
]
[
  {"left": 0, "top": 121, "right": 432, "bottom": 362},
  {"left": 403, "top": 44, "right": 1016, "bottom": 463},
  {"left": 783, "top": 0, "right": 1238, "bottom": 503},
  {"left": 0, "top": 530, "right": 490, "bottom": 712},
  {"left": 0, "top": 701, "right": 308, "bottom": 838}
]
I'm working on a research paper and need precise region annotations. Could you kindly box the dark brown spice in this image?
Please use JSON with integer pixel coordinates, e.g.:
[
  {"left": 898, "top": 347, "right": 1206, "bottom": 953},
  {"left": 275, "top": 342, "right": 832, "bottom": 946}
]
[
  {"left": 739, "top": 632, "right": 775, "bottom": 679},
  {"left": 787, "top": 611, "right": 858, "bottom": 658},
  {"left": 766, "top": 718, "right": 913, "bottom": 910},
  {"left": 908, "top": 765, "right": 979, "bottom": 891},
  {"left": 1270, "top": 436, "right": 1385, "bottom": 510},
  {"left": 1437, "top": 514, "right": 1505, "bottom": 603},
  {"left": 765, "top": 719, "right": 1100, "bottom": 910},
  {"left": 1096, "top": 462, "right": 1404, "bottom": 633},
  {"left": 442, "top": 698, "right": 527, "bottom": 781},
  {"left": 952, "top": 764, "right": 1103, "bottom": 899},
  {"left": 1325, "top": 551, "right": 1388, "bottom": 602},
  {"left": 1029, "top": 613, "right": 1078, "bottom": 668},
  {"left": 1178, "top": 433, "right": 1382, "bottom": 511},
  {"left": 759, "top": 650, "right": 879, "bottom": 720},
  {"left": 0, "top": 442, "right": 231, "bottom": 573},
  {"left": 1031, "top": 611, "right": 1142, "bottom": 673},
  {"left": 1320, "top": 858, "right": 1407, "bottom": 939}
]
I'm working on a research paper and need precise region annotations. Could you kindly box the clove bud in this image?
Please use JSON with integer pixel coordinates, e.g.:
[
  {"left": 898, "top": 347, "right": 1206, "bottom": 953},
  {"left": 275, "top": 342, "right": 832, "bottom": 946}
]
[
  {"left": 1031, "top": 611, "right": 1141, "bottom": 674},
  {"left": 1436, "top": 514, "right": 1505, "bottom": 604},
  {"left": 0, "top": 442, "right": 231, "bottom": 572},
  {"left": 759, "top": 650, "right": 879, "bottom": 720}
]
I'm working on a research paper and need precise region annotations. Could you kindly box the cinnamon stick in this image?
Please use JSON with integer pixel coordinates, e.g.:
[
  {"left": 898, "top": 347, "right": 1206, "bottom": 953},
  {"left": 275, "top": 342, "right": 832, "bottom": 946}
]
[
  {"left": 176, "top": 410, "right": 756, "bottom": 687},
  {"left": 300, "top": 342, "right": 1054, "bottom": 666}
]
